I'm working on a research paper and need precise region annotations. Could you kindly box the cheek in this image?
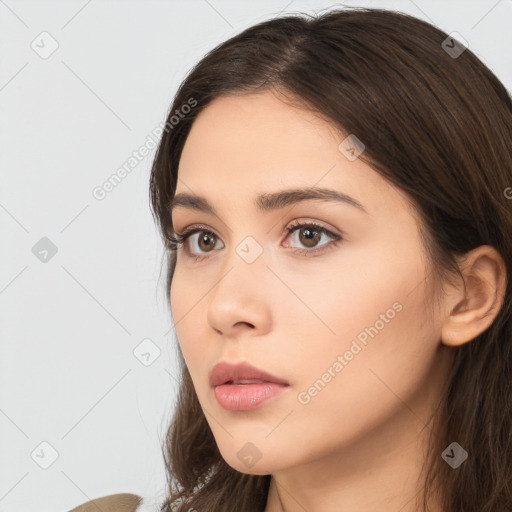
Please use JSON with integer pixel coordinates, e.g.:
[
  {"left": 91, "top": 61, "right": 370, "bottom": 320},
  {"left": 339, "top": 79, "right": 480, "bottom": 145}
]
[
  {"left": 292, "top": 290, "right": 439, "bottom": 457},
  {"left": 170, "top": 264, "right": 190, "bottom": 318},
  {"left": 169, "top": 269, "right": 202, "bottom": 373},
  {"left": 276, "top": 234, "right": 428, "bottom": 354},
  {"left": 170, "top": 262, "right": 207, "bottom": 325},
  {"left": 289, "top": 241, "right": 437, "bottom": 423}
]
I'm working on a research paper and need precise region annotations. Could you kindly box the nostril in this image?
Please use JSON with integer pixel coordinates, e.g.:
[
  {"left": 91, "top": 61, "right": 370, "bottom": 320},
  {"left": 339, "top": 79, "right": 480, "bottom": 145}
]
[{"left": 234, "top": 321, "right": 255, "bottom": 328}]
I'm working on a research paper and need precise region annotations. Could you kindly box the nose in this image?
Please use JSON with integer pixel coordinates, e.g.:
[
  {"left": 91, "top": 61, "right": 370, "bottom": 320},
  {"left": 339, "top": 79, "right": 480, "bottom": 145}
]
[{"left": 206, "top": 244, "right": 272, "bottom": 338}]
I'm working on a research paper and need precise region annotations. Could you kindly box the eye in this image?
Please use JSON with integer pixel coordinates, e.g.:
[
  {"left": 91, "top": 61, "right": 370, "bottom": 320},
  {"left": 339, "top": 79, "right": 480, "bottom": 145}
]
[
  {"left": 168, "top": 225, "right": 224, "bottom": 260},
  {"left": 284, "top": 221, "right": 342, "bottom": 256},
  {"left": 168, "top": 220, "right": 342, "bottom": 261}
]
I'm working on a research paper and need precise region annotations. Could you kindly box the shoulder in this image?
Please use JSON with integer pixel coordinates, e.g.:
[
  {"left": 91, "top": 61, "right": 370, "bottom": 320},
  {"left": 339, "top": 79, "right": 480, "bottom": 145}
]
[{"left": 68, "top": 493, "right": 145, "bottom": 512}]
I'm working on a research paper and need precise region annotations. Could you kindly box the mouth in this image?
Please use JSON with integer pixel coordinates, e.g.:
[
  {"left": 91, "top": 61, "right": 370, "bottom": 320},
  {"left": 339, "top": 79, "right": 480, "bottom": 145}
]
[
  {"left": 213, "top": 381, "right": 289, "bottom": 411},
  {"left": 209, "top": 361, "right": 289, "bottom": 387},
  {"left": 209, "top": 361, "right": 290, "bottom": 411},
  {"left": 224, "top": 379, "right": 270, "bottom": 385}
]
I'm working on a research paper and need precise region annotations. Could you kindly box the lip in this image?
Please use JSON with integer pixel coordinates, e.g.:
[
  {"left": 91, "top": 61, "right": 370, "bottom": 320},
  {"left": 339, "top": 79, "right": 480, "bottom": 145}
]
[
  {"left": 210, "top": 361, "right": 290, "bottom": 411},
  {"left": 209, "top": 361, "right": 289, "bottom": 388}
]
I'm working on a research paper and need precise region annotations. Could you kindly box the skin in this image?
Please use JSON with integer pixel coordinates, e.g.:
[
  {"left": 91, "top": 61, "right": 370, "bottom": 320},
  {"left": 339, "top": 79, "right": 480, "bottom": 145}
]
[{"left": 169, "top": 90, "right": 507, "bottom": 512}]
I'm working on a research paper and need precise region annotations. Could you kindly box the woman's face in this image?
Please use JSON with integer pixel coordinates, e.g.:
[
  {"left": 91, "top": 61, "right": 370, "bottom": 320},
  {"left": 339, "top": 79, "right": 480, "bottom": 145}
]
[{"left": 170, "top": 91, "right": 450, "bottom": 475}]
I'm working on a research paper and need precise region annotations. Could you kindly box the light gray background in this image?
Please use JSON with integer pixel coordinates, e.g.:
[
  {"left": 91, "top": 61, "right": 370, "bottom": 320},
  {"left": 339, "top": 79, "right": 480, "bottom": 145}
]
[{"left": 1, "top": 1, "right": 510, "bottom": 511}]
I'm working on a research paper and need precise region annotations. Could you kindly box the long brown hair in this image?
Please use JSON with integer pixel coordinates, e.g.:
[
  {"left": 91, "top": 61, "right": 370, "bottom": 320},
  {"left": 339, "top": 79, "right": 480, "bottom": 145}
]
[{"left": 149, "top": 8, "right": 512, "bottom": 511}]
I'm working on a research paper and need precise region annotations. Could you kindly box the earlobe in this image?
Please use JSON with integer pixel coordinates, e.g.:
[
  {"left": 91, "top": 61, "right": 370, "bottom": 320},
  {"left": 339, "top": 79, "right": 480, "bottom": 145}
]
[{"left": 440, "top": 245, "right": 507, "bottom": 347}]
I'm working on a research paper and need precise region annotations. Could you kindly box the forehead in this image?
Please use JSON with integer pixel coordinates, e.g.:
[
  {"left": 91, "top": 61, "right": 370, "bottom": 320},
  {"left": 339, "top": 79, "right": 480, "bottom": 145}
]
[
  {"left": 178, "top": 91, "right": 356, "bottom": 191},
  {"left": 180, "top": 91, "right": 341, "bottom": 169},
  {"left": 175, "top": 91, "right": 418, "bottom": 225}
]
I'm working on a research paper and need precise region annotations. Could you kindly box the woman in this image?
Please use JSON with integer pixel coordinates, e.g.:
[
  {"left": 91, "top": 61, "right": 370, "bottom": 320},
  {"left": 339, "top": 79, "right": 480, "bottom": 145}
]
[
  {"left": 150, "top": 6, "right": 511, "bottom": 511},
  {"left": 150, "top": 6, "right": 512, "bottom": 512},
  {"left": 73, "top": 6, "right": 512, "bottom": 512}
]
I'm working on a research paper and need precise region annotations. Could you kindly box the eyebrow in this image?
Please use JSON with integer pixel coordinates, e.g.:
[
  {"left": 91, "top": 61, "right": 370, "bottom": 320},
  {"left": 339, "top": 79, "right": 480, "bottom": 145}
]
[{"left": 169, "top": 187, "right": 367, "bottom": 219}]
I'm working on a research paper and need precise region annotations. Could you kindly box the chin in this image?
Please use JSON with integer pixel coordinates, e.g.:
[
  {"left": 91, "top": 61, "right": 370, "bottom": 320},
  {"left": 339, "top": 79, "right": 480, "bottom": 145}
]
[{"left": 216, "top": 444, "right": 292, "bottom": 476}]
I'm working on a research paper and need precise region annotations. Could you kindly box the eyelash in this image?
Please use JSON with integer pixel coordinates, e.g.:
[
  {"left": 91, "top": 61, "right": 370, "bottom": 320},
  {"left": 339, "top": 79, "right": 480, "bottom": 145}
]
[{"left": 168, "top": 221, "right": 342, "bottom": 262}]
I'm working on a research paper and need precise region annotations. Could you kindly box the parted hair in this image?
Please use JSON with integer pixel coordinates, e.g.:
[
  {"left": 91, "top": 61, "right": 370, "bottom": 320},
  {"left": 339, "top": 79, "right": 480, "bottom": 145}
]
[{"left": 149, "top": 7, "right": 512, "bottom": 512}]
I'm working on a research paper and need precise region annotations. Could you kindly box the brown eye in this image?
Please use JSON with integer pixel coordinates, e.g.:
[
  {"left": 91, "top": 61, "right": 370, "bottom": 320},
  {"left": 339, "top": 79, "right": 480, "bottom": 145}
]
[
  {"left": 298, "top": 226, "right": 322, "bottom": 248},
  {"left": 197, "top": 232, "right": 217, "bottom": 252},
  {"left": 171, "top": 227, "right": 225, "bottom": 259},
  {"left": 286, "top": 222, "right": 339, "bottom": 251}
]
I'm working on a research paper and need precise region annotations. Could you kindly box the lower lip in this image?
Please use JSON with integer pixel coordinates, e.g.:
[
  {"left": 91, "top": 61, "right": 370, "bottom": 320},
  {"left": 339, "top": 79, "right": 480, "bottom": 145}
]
[{"left": 214, "top": 382, "right": 289, "bottom": 411}]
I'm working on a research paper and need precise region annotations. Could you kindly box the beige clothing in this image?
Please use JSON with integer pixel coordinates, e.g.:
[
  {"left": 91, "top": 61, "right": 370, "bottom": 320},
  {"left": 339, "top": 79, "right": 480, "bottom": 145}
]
[{"left": 68, "top": 493, "right": 145, "bottom": 512}]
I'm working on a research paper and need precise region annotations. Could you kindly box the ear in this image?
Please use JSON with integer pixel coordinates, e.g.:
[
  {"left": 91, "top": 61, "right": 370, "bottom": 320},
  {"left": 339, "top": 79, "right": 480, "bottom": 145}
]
[{"left": 441, "top": 245, "right": 507, "bottom": 347}]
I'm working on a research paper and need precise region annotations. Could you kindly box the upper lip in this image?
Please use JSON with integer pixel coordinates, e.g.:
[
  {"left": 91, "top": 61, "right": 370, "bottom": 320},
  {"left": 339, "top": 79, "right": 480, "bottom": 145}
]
[{"left": 209, "top": 361, "right": 289, "bottom": 387}]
